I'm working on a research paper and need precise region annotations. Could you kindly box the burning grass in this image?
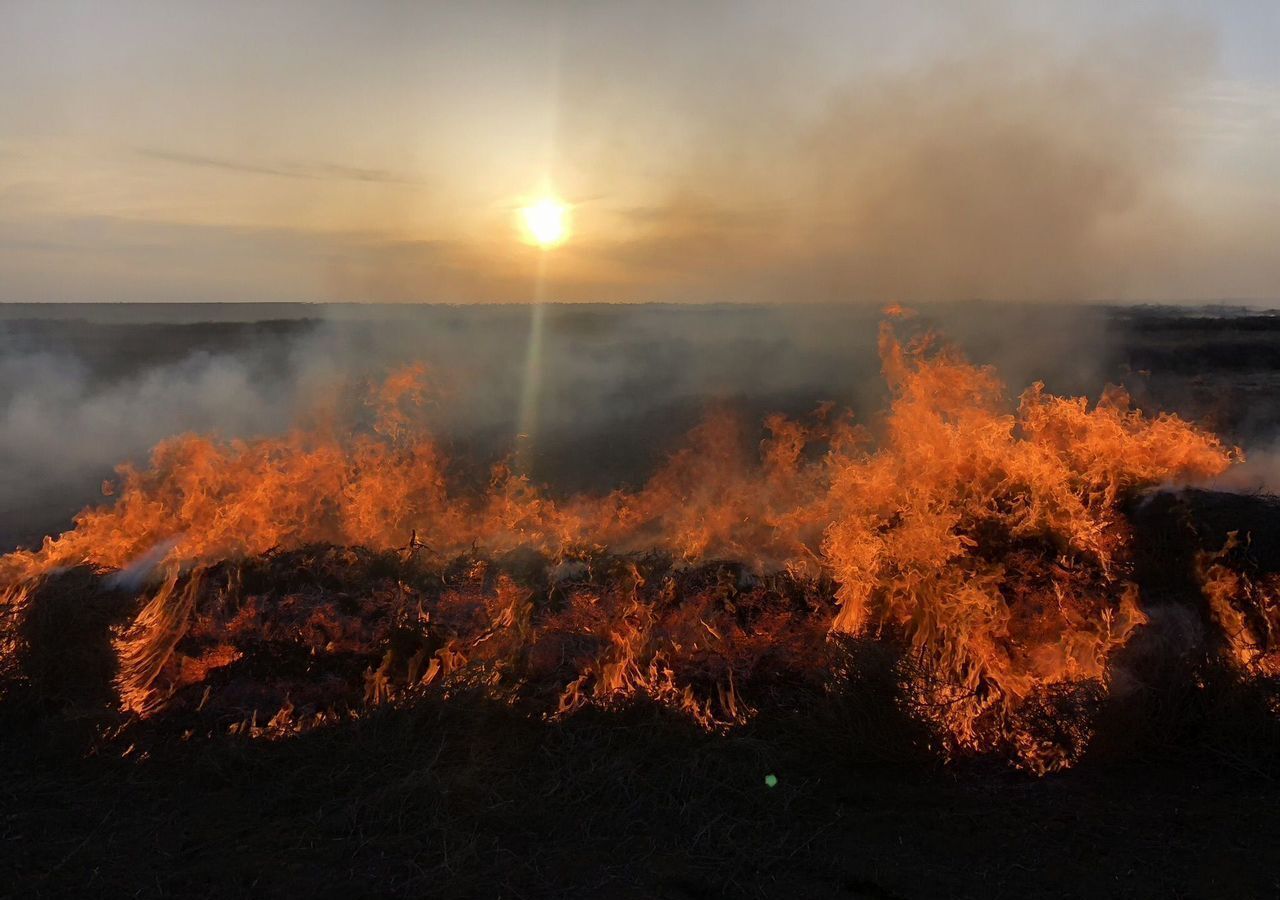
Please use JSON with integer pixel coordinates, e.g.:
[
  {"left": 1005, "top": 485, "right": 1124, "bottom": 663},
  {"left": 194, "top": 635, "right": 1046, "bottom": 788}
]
[
  {"left": 1198, "top": 540, "right": 1280, "bottom": 679},
  {"left": 2, "top": 312, "right": 1262, "bottom": 773}
]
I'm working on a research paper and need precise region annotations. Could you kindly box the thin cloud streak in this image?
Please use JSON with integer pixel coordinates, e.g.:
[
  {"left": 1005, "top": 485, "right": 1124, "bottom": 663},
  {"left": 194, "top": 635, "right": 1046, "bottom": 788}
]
[{"left": 136, "top": 148, "right": 427, "bottom": 186}]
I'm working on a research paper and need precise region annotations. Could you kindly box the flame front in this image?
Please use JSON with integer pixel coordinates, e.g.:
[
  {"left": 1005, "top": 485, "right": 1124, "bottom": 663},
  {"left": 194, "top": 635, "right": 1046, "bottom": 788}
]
[{"left": 0, "top": 315, "right": 1242, "bottom": 771}]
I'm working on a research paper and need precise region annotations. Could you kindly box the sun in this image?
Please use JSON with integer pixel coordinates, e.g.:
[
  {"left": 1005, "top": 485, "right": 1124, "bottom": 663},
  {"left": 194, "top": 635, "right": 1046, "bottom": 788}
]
[{"left": 519, "top": 197, "right": 570, "bottom": 248}]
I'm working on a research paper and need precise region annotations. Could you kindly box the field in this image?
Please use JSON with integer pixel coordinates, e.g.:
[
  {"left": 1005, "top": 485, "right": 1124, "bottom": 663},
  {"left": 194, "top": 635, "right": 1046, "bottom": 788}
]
[{"left": 3, "top": 303, "right": 1280, "bottom": 898}]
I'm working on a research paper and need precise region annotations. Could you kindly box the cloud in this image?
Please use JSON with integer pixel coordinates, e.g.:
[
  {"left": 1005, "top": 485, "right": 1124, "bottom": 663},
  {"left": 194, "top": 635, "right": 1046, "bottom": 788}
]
[
  {"left": 137, "top": 148, "right": 426, "bottom": 185},
  {"left": 2, "top": 15, "right": 1278, "bottom": 305}
]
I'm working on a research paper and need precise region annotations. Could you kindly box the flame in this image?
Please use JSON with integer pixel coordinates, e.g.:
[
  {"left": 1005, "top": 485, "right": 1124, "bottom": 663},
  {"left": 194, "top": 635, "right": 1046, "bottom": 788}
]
[
  {"left": 1197, "top": 537, "right": 1280, "bottom": 678},
  {"left": 0, "top": 313, "right": 1242, "bottom": 771}
]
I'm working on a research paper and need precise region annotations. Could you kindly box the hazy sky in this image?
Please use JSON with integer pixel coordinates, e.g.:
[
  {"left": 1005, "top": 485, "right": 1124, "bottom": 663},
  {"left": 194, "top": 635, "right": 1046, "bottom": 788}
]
[{"left": 1, "top": 0, "right": 1277, "bottom": 303}]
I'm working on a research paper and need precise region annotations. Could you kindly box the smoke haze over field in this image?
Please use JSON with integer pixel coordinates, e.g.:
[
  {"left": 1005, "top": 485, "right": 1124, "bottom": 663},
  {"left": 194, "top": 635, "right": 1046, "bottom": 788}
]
[
  {"left": 1, "top": 1, "right": 1278, "bottom": 303},
  {"left": 3, "top": 3, "right": 1279, "bottom": 543},
  {"left": 0, "top": 302, "right": 1127, "bottom": 548},
  {"left": 7, "top": 301, "right": 1280, "bottom": 554}
]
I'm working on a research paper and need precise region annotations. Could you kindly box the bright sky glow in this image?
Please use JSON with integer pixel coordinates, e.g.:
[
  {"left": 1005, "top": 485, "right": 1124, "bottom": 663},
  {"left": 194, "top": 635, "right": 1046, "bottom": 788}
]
[
  {"left": 0, "top": 1, "right": 1277, "bottom": 303},
  {"left": 520, "top": 197, "right": 569, "bottom": 248}
]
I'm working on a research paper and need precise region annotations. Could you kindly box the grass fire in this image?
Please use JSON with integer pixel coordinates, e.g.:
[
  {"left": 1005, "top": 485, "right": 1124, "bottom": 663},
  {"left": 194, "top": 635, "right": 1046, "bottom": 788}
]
[
  {"left": 6, "top": 3, "right": 1280, "bottom": 894},
  {"left": 7, "top": 312, "right": 1272, "bottom": 784}
]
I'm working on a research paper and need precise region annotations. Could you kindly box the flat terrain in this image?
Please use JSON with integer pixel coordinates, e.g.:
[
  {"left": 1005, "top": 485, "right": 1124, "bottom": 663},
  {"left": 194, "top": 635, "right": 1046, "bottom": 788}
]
[
  {"left": 5, "top": 301, "right": 1280, "bottom": 549},
  {"left": 5, "top": 704, "right": 1279, "bottom": 899},
  {"left": 3, "top": 302, "right": 1280, "bottom": 898}
]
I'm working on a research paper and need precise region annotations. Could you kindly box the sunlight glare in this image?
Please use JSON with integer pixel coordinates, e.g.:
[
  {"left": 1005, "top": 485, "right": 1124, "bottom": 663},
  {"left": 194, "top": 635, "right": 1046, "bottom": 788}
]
[{"left": 520, "top": 197, "right": 570, "bottom": 248}]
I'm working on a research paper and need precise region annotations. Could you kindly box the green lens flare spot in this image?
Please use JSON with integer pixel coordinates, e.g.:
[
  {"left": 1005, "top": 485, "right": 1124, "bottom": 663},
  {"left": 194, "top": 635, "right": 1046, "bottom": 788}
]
[{"left": 764, "top": 774, "right": 778, "bottom": 788}]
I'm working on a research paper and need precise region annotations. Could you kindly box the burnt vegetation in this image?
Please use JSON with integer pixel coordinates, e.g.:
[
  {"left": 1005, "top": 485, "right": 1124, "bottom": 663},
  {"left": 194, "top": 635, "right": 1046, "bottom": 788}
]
[
  {"left": 5, "top": 306, "right": 1280, "bottom": 898},
  {"left": 4, "top": 498, "right": 1280, "bottom": 898}
]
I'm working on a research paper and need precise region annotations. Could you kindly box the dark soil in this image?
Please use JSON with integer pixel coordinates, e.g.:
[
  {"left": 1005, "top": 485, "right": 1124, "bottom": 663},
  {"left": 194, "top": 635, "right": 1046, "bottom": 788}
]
[
  {"left": 3, "top": 489, "right": 1280, "bottom": 898},
  {"left": 4, "top": 695, "right": 1279, "bottom": 899}
]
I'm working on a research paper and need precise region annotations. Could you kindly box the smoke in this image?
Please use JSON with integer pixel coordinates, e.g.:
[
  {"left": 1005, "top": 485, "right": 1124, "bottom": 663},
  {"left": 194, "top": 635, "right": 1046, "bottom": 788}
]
[
  {"left": 546, "top": 24, "right": 1223, "bottom": 304},
  {"left": 9, "top": 299, "right": 1280, "bottom": 562},
  {"left": 0, "top": 302, "right": 1127, "bottom": 549},
  {"left": 6, "top": 9, "right": 1272, "bottom": 305},
  {"left": 1209, "top": 446, "right": 1280, "bottom": 495},
  {"left": 322, "top": 21, "right": 1245, "bottom": 304},
  {"left": 0, "top": 323, "right": 335, "bottom": 547}
]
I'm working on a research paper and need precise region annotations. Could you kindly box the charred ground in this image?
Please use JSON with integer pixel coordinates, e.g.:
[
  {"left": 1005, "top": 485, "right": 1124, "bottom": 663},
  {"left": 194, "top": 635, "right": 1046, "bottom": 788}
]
[
  {"left": 4, "top": 303, "right": 1280, "bottom": 898},
  {"left": 5, "top": 492, "right": 1280, "bottom": 899}
]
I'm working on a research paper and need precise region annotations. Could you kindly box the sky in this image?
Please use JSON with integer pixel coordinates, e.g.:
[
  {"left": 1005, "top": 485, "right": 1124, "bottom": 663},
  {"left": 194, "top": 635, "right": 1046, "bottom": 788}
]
[{"left": 1, "top": 0, "right": 1277, "bottom": 304}]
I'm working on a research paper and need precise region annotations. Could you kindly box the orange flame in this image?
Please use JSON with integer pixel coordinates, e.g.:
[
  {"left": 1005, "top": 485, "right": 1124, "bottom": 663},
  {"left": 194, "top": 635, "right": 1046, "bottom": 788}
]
[
  {"left": 1197, "top": 537, "right": 1280, "bottom": 678},
  {"left": 0, "top": 317, "right": 1242, "bottom": 771}
]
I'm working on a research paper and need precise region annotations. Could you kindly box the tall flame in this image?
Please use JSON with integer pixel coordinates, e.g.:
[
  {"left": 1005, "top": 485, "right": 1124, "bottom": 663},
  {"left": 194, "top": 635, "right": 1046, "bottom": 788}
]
[{"left": 0, "top": 313, "right": 1242, "bottom": 771}]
